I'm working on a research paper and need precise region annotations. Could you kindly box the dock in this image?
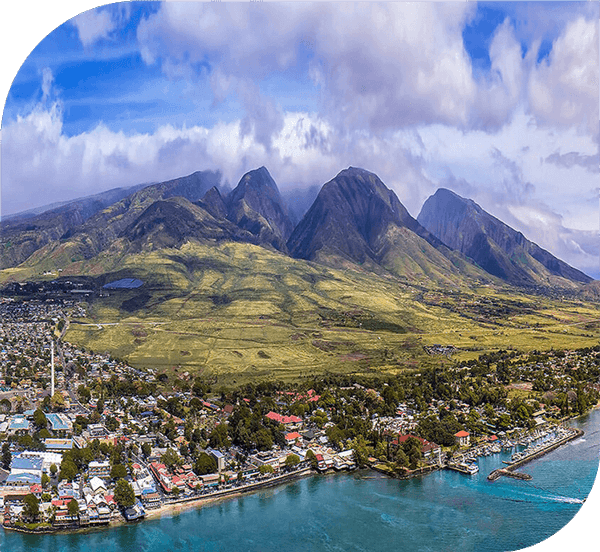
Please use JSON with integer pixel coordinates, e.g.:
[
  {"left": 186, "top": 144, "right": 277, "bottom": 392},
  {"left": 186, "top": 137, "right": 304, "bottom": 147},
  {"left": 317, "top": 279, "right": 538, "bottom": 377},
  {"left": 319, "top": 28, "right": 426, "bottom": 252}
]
[{"left": 488, "top": 427, "right": 583, "bottom": 482}]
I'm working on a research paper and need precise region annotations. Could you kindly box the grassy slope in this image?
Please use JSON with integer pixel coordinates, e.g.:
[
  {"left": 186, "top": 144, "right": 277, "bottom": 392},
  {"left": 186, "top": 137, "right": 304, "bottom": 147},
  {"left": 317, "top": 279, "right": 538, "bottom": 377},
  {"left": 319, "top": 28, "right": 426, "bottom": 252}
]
[{"left": 42, "top": 240, "right": 600, "bottom": 386}]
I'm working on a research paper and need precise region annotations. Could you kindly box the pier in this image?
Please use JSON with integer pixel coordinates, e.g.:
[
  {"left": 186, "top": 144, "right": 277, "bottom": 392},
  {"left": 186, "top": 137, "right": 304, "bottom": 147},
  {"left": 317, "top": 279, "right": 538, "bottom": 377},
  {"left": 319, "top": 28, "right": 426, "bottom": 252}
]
[{"left": 488, "top": 427, "right": 583, "bottom": 482}]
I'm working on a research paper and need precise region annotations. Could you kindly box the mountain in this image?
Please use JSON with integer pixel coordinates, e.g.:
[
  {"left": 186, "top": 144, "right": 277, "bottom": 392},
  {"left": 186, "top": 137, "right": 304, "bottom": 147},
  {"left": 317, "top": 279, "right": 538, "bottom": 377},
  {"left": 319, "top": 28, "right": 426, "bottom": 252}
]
[
  {"left": 287, "top": 167, "right": 490, "bottom": 286},
  {"left": 417, "top": 188, "right": 592, "bottom": 287},
  {"left": 198, "top": 187, "right": 228, "bottom": 220},
  {"left": 226, "top": 167, "right": 294, "bottom": 252},
  {"left": 0, "top": 183, "right": 148, "bottom": 269},
  {"left": 121, "top": 197, "right": 258, "bottom": 253}
]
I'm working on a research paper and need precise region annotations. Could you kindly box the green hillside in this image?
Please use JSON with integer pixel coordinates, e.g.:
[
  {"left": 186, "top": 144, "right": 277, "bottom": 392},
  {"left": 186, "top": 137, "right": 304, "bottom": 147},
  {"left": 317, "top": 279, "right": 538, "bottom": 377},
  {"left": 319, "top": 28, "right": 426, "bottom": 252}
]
[{"left": 50, "top": 240, "right": 600, "bottom": 386}]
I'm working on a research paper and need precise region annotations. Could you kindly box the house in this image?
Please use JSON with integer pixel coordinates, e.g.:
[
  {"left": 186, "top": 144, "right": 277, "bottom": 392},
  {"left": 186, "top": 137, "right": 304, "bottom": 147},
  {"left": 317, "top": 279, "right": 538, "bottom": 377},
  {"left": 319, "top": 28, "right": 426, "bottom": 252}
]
[
  {"left": 284, "top": 432, "right": 302, "bottom": 445},
  {"left": 394, "top": 434, "right": 441, "bottom": 460},
  {"left": 265, "top": 411, "right": 302, "bottom": 425},
  {"left": 5, "top": 456, "right": 42, "bottom": 486},
  {"left": 7, "top": 416, "right": 29, "bottom": 435},
  {"left": 141, "top": 489, "right": 161, "bottom": 509},
  {"left": 88, "top": 460, "right": 111, "bottom": 479},
  {"left": 455, "top": 430, "right": 470, "bottom": 447},
  {"left": 29, "top": 484, "right": 42, "bottom": 499},
  {"left": 90, "top": 476, "right": 107, "bottom": 495}
]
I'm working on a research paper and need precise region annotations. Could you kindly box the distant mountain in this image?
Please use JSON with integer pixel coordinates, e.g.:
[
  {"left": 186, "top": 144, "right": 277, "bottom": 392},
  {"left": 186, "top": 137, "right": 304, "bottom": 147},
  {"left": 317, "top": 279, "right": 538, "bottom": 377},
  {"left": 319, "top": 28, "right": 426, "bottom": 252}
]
[
  {"left": 417, "top": 188, "right": 592, "bottom": 287},
  {"left": 226, "top": 167, "right": 294, "bottom": 251},
  {"left": 287, "top": 167, "right": 490, "bottom": 286},
  {"left": 0, "top": 183, "right": 148, "bottom": 269},
  {"left": 2, "top": 165, "right": 591, "bottom": 295},
  {"left": 122, "top": 196, "right": 254, "bottom": 252}
]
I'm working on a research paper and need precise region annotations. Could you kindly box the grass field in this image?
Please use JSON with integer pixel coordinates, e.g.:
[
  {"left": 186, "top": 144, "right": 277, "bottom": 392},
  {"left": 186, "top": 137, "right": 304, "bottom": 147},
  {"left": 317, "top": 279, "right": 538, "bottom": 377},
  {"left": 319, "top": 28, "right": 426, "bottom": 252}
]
[{"left": 51, "top": 240, "right": 600, "bottom": 385}]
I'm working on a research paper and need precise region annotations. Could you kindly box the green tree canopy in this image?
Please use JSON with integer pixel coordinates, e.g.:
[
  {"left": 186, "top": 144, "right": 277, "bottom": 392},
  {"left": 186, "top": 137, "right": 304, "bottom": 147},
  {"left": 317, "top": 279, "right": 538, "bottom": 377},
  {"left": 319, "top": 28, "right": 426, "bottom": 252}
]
[
  {"left": 111, "top": 463, "right": 128, "bottom": 480},
  {"left": 284, "top": 454, "right": 300, "bottom": 469},
  {"left": 114, "top": 478, "right": 135, "bottom": 508},
  {"left": 68, "top": 498, "right": 80, "bottom": 516},
  {"left": 33, "top": 408, "right": 47, "bottom": 429},
  {"left": 59, "top": 459, "right": 78, "bottom": 482},
  {"left": 22, "top": 493, "right": 40, "bottom": 519},
  {"left": 194, "top": 452, "right": 217, "bottom": 475}
]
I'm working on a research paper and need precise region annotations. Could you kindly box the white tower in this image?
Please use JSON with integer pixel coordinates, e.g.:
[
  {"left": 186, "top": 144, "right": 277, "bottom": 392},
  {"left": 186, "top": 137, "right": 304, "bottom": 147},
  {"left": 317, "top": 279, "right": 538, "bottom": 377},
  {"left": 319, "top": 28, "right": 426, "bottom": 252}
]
[{"left": 51, "top": 341, "right": 55, "bottom": 397}]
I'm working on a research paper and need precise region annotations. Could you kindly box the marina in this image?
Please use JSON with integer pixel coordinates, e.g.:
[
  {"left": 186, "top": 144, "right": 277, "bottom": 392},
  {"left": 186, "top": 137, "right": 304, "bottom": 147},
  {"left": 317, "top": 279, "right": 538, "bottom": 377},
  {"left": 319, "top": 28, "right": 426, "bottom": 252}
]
[{"left": 445, "top": 423, "right": 584, "bottom": 482}]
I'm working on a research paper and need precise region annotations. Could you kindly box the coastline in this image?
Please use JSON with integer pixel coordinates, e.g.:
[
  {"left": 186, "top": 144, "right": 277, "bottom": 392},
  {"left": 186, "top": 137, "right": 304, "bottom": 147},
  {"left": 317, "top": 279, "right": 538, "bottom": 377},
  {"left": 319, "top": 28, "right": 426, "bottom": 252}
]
[
  {"left": 3, "top": 406, "right": 597, "bottom": 537},
  {"left": 144, "top": 467, "right": 313, "bottom": 522},
  {"left": 2, "top": 467, "right": 314, "bottom": 535}
]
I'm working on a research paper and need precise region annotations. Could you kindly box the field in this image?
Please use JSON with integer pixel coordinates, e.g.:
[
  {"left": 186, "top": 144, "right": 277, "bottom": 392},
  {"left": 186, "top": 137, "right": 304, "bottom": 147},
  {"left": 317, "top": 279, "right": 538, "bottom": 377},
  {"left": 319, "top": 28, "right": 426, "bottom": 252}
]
[{"left": 55, "top": 241, "right": 600, "bottom": 385}]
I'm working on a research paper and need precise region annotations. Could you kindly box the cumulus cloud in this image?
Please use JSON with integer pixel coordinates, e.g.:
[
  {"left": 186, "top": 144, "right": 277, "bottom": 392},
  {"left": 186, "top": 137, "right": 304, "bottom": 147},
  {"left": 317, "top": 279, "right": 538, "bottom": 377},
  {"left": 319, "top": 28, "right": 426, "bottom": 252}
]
[
  {"left": 137, "top": 2, "right": 478, "bottom": 135},
  {"left": 528, "top": 16, "right": 599, "bottom": 135}
]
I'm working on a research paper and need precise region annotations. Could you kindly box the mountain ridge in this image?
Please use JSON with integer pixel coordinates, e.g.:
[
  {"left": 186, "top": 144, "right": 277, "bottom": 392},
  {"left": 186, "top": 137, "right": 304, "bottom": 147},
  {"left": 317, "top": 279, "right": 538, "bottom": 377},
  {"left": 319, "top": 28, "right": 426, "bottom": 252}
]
[
  {"left": 417, "top": 188, "right": 591, "bottom": 287},
  {"left": 0, "top": 166, "right": 592, "bottom": 293}
]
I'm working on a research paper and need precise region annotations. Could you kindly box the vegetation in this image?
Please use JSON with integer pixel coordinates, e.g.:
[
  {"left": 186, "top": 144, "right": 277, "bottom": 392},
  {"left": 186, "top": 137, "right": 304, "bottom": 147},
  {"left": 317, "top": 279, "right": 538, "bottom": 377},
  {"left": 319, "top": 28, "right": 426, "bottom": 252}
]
[
  {"left": 47, "top": 240, "right": 598, "bottom": 386},
  {"left": 114, "top": 478, "right": 135, "bottom": 508}
]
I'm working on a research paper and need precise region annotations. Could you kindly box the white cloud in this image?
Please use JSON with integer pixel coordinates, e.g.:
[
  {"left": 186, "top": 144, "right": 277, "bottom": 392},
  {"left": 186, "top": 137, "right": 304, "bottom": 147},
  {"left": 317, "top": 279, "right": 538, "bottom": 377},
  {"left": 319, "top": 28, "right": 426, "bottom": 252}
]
[
  {"left": 71, "top": 4, "right": 131, "bottom": 48},
  {"left": 41, "top": 67, "right": 53, "bottom": 102},
  {"left": 528, "top": 16, "right": 599, "bottom": 136}
]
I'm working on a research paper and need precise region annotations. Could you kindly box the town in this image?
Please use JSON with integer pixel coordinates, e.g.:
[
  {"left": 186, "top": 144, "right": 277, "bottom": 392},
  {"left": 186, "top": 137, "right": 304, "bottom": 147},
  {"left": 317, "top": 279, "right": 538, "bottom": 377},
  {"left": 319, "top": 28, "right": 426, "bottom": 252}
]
[{"left": 0, "top": 294, "right": 598, "bottom": 532}]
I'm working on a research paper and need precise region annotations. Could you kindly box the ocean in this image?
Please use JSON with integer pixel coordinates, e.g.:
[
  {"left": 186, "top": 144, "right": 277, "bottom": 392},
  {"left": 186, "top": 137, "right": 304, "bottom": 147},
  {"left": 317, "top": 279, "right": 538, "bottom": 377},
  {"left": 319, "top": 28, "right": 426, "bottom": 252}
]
[{"left": 1, "top": 409, "right": 598, "bottom": 552}]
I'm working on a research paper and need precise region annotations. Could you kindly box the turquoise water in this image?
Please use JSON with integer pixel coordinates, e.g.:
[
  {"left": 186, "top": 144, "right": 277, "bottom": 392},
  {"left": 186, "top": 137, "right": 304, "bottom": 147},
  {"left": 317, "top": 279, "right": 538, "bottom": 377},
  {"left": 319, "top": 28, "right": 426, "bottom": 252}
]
[{"left": 2, "top": 411, "right": 598, "bottom": 552}]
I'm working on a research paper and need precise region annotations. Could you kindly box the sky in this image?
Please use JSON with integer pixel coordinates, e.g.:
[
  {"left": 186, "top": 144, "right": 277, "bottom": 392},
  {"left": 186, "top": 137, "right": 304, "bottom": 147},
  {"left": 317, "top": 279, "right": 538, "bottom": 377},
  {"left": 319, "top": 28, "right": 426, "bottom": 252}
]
[{"left": 0, "top": 1, "right": 598, "bottom": 280}]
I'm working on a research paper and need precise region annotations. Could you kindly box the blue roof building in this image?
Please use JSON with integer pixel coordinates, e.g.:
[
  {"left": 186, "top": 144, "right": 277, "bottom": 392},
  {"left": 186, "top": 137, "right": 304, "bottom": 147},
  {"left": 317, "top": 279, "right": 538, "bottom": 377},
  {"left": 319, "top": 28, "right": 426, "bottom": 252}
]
[{"left": 8, "top": 416, "right": 30, "bottom": 433}]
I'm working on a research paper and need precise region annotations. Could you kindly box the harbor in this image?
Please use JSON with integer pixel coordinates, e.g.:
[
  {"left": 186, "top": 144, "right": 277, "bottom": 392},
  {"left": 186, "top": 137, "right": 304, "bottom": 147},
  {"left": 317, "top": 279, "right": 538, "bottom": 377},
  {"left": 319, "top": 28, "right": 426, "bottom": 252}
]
[{"left": 444, "top": 423, "right": 584, "bottom": 482}]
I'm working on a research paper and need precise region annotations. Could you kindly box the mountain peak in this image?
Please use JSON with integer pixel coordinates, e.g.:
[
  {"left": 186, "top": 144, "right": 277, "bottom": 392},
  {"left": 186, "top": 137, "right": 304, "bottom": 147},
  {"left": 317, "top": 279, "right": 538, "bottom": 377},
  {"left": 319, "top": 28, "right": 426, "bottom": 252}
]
[
  {"left": 227, "top": 167, "right": 294, "bottom": 249},
  {"left": 418, "top": 188, "right": 591, "bottom": 286}
]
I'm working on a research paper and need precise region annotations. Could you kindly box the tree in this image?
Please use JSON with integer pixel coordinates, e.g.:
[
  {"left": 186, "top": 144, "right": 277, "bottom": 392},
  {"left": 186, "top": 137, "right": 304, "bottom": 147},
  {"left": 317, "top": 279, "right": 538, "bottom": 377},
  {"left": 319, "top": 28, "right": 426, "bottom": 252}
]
[
  {"left": 305, "top": 450, "right": 318, "bottom": 469},
  {"left": 111, "top": 463, "right": 128, "bottom": 480},
  {"left": 22, "top": 493, "right": 40, "bottom": 520},
  {"left": 161, "top": 448, "right": 181, "bottom": 469},
  {"left": 0, "top": 398, "right": 11, "bottom": 414},
  {"left": 172, "top": 486, "right": 181, "bottom": 497},
  {"left": 49, "top": 463, "right": 58, "bottom": 476},
  {"left": 208, "top": 424, "right": 230, "bottom": 449},
  {"left": 50, "top": 391, "right": 66, "bottom": 411},
  {"left": 141, "top": 442, "right": 152, "bottom": 458},
  {"left": 33, "top": 408, "right": 47, "bottom": 430},
  {"left": 42, "top": 473, "right": 50, "bottom": 488},
  {"left": 194, "top": 452, "right": 217, "bottom": 475},
  {"left": 59, "top": 459, "right": 78, "bottom": 482},
  {"left": 259, "top": 464, "right": 274, "bottom": 475},
  {"left": 284, "top": 454, "right": 300, "bottom": 470},
  {"left": 1, "top": 443, "right": 11, "bottom": 470},
  {"left": 255, "top": 428, "right": 273, "bottom": 451},
  {"left": 68, "top": 498, "right": 80, "bottom": 517},
  {"left": 77, "top": 385, "right": 91, "bottom": 403},
  {"left": 114, "top": 478, "right": 135, "bottom": 508}
]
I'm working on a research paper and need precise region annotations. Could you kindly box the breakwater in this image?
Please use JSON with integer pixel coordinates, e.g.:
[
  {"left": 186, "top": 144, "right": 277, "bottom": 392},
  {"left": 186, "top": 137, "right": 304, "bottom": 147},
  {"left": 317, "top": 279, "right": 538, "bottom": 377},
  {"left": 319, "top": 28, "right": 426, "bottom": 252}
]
[{"left": 488, "top": 426, "right": 583, "bottom": 481}]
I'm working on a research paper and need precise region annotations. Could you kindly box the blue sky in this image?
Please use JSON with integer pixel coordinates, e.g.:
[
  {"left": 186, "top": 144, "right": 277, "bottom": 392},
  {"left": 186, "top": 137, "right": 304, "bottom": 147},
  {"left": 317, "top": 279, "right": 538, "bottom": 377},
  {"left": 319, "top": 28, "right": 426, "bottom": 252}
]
[{"left": 1, "top": 1, "right": 598, "bottom": 279}]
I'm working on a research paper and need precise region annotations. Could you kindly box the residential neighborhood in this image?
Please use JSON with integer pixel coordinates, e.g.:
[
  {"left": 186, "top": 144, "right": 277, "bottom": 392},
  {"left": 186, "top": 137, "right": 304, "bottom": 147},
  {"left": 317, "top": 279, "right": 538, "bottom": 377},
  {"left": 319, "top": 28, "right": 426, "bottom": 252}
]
[{"left": 0, "top": 294, "right": 598, "bottom": 533}]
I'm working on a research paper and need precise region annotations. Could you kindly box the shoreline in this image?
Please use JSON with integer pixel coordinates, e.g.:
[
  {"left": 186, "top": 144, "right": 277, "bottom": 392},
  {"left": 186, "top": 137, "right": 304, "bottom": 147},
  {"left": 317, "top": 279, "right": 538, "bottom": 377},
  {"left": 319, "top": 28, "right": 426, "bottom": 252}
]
[
  {"left": 4, "top": 407, "right": 597, "bottom": 536},
  {"left": 2, "top": 467, "right": 314, "bottom": 535},
  {"left": 144, "top": 467, "right": 313, "bottom": 522}
]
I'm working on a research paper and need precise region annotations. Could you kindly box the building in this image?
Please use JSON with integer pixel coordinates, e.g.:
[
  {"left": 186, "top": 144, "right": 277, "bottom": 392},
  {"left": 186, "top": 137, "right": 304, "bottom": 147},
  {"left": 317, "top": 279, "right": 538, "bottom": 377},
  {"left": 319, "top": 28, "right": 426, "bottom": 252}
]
[
  {"left": 43, "top": 438, "right": 73, "bottom": 453},
  {"left": 455, "top": 430, "right": 470, "bottom": 447},
  {"left": 88, "top": 460, "right": 111, "bottom": 479},
  {"left": 46, "top": 413, "right": 72, "bottom": 433},
  {"left": 18, "top": 451, "right": 63, "bottom": 474},
  {"left": 208, "top": 449, "right": 225, "bottom": 473},
  {"left": 7, "top": 416, "right": 29, "bottom": 435},
  {"left": 394, "top": 434, "right": 441, "bottom": 460}
]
